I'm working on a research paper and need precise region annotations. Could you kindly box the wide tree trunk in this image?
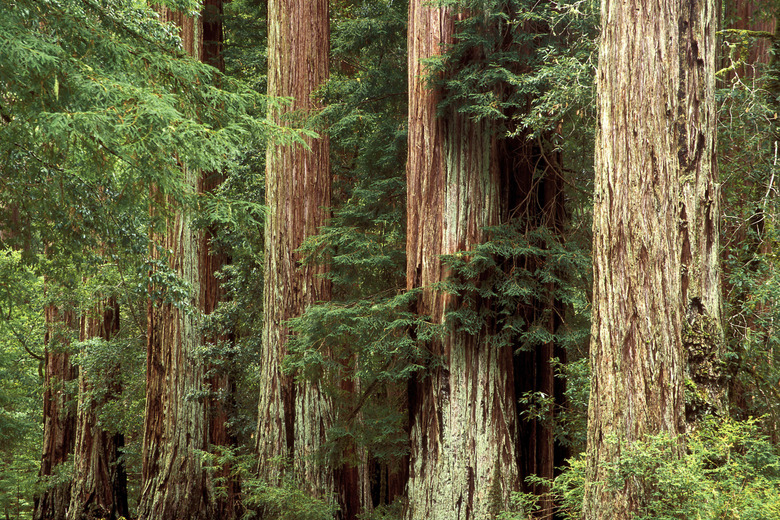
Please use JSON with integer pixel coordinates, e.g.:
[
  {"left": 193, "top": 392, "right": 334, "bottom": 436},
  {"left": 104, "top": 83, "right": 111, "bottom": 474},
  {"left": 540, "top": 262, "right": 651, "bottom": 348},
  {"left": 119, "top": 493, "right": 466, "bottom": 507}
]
[
  {"left": 68, "top": 299, "right": 128, "bottom": 520},
  {"left": 140, "top": 163, "right": 213, "bottom": 520},
  {"left": 138, "top": 9, "right": 215, "bottom": 520},
  {"left": 404, "top": 4, "right": 520, "bottom": 519},
  {"left": 256, "top": 0, "right": 333, "bottom": 502},
  {"left": 34, "top": 304, "right": 78, "bottom": 520},
  {"left": 582, "top": 0, "right": 718, "bottom": 517}
]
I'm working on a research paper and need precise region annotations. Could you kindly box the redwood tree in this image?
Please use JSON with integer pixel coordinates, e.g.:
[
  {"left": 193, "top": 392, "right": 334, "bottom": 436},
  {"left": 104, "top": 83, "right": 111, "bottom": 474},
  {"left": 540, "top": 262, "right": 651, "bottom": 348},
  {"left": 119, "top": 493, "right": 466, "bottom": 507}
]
[
  {"left": 34, "top": 304, "right": 78, "bottom": 520},
  {"left": 68, "top": 299, "right": 128, "bottom": 520},
  {"left": 139, "top": 9, "right": 216, "bottom": 520},
  {"left": 582, "top": 0, "right": 719, "bottom": 517},
  {"left": 255, "top": 0, "right": 333, "bottom": 501},
  {"left": 404, "top": 3, "right": 520, "bottom": 518}
]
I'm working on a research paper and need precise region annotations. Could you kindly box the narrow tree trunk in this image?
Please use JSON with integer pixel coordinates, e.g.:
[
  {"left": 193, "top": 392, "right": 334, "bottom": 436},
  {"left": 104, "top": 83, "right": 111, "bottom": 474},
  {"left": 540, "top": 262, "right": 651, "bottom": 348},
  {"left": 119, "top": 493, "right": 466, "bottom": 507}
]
[
  {"left": 404, "top": 4, "right": 520, "bottom": 519},
  {"left": 582, "top": 0, "right": 718, "bottom": 517},
  {"left": 200, "top": 2, "right": 242, "bottom": 517},
  {"left": 256, "top": 0, "right": 333, "bottom": 502},
  {"left": 34, "top": 305, "right": 78, "bottom": 520},
  {"left": 68, "top": 299, "right": 129, "bottom": 520}
]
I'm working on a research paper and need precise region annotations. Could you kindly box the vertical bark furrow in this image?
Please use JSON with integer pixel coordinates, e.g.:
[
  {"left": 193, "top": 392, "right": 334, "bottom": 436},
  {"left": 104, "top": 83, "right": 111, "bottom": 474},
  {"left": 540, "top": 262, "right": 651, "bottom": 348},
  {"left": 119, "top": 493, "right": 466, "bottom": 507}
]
[
  {"left": 68, "top": 299, "right": 128, "bottom": 520},
  {"left": 141, "top": 160, "right": 213, "bottom": 519},
  {"left": 35, "top": 305, "right": 79, "bottom": 520},
  {"left": 257, "top": 0, "right": 333, "bottom": 502},
  {"left": 583, "top": 0, "right": 718, "bottom": 517},
  {"left": 405, "top": 4, "right": 520, "bottom": 519},
  {"left": 679, "top": 0, "right": 724, "bottom": 422}
]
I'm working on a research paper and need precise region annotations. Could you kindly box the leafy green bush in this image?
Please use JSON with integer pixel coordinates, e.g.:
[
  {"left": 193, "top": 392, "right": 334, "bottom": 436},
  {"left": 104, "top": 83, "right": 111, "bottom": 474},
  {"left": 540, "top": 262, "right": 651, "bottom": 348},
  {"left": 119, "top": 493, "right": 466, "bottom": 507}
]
[
  {"left": 505, "top": 418, "right": 780, "bottom": 520},
  {"left": 203, "top": 446, "right": 339, "bottom": 520}
]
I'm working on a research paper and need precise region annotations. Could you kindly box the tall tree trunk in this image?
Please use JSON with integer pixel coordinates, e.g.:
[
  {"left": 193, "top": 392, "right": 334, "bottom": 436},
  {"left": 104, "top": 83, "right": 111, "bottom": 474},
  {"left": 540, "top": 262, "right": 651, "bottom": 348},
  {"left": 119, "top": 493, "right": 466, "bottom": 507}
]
[
  {"left": 679, "top": 0, "right": 724, "bottom": 424},
  {"left": 68, "top": 299, "right": 129, "bottom": 520},
  {"left": 34, "top": 304, "right": 78, "bottom": 520},
  {"left": 141, "top": 163, "right": 213, "bottom": 520},
  {"left": 582, "top": 0, "right": 718, "bottom": 517},
  {"left": 256, "top": 0, "right": 333, "bottom": 502},
  {"left": 200, "top": 2, "right": 242, "bottom": 517},
  {"left": 722, "top": 0, "right": 776, "bottom": 80},
  {"left": 201, "top": 168, "right": 240, "bottom": 520},
  {"left": 719, "top": 0, "right": 775, "bottom": 425},
  {"left": 139, "top": 9, "right": 215, "bottom": 520},
  {"left": 404, "top": 4, "right": 520, "bottom": 519}
]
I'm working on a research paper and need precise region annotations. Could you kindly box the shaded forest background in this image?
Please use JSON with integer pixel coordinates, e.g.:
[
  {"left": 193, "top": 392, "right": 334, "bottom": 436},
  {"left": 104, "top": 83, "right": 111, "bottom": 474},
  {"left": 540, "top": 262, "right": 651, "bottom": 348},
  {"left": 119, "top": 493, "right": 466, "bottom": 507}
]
[{"left": 1, "top": 0, "right": 780, "bottom": 519}]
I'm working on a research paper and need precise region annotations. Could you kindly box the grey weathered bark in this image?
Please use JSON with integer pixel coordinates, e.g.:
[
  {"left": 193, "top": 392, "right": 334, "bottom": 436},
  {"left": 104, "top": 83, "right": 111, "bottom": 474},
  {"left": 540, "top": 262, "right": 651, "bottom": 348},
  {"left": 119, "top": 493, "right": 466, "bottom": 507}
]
[
  {"left": 34, "top": 304, "right": 78, "bottom": 520},
  {"left": 404, "top": 4, "right": 520, "bottom": 519},
  {"left": 679, "top": 0, "right": 724, "bottom": 424},
  {"left": 582, "top": 0, "right": 719, "bottom": 517},
  {"left": 255, "top": 0, "right": 333, "bottom": 502},
  {"left": 68, "top": 299, "right": 128, "bottom": 520}
]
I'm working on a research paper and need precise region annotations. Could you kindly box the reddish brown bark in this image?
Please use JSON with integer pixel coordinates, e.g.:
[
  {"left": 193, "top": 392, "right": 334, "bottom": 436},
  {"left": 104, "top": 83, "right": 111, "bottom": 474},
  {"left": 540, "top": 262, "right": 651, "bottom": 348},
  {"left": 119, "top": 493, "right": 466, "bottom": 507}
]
[
  {"left": 34, "top": 305, "right": 78, "bottom": 520},
  {"left": 255, "top": 0, "right": 334, "bottom": 504},
  {"left": 722, "top": 0, "right": 776, "bottom": 80},
  {"left": 404, "top": 4, "right": 520, "bottom": 519},
  {"left": 139, "top": 6, "right": 226, "bottom": 519},
  {"left": 199, "top": 3, "right": 241, "bottom": 517},
  {"left": 68, "top": 299, "right": 128, "bottom": 520}
]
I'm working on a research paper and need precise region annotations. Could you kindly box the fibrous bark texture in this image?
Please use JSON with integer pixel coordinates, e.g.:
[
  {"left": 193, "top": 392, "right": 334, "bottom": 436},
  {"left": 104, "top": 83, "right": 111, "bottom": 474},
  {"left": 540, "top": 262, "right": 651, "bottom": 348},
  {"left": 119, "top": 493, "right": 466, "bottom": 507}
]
[
  {"left": 200, "top": 2, "right": 241, "bottom": 517},
  {"left": 139, "top": 9, "right": 215, "bottom": 520},
  {"left": 68, "top": 299, "right": 128, "bottom": 520},
  {"left": 256, "top": 0, "right": 333, "bottom": 501},
  {"left": 679, "top": 0, "right": 724, "bottom": 423},
  {"left": 404, "top": 4, "right": 520, "bottom": 519},
  {"left": 201, "top": 166, "right": 240, "bottom": 519},
  {"left": 140, "top": 163, "right": 213, "bottom": 520},
  {"left": 583, "top": 0, "right": 718, "bottom": 518},
  {"left": 34, "top": 305, "right": 78, "bottom": 520}
]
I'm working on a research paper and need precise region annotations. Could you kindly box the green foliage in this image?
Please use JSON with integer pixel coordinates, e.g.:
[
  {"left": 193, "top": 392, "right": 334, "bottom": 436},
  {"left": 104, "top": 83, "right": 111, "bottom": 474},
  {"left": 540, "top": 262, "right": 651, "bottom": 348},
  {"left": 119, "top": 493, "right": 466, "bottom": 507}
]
[
  {"left": 224, "top": 0, "right": 268, "bottom": 90},
  {"left": 431, "top": 0, "right": 598, "bottom": 142},
  {"left": 506, "top": 418, "right": 780, "bottom": 520},
  {"left": 441, "top": 224, "right": 590, "bottom": 347},
  {"left": 0, "top": 250, "right": 44, "bottom": 520},
  {"left": 357, "top": 501, "right": 404, "bottom": 520},
  {"left": 282, "top": 0, "right": 413, "bottom": 476},
  {"left": 717, "top": 11, "right": 780, "bottom": 437},
  {"left": 202, "top": 447, "right": 338, "bottom": 520},
  {"left": 0, "top": 0, "right": 285, "bottom": 513},
  {"left": 441, "top": 223, "right": 592, "bottom": 450},
  {"left": 0, "top": 0, "right": 282, "bottom": 293}
]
